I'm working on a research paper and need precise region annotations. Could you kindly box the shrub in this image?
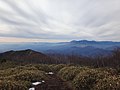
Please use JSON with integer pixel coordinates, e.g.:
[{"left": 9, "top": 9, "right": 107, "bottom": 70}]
[
  {"left": 0, "top": 66, "right": 38, "bottom": 77},
  {"left": 96, "top": 67, "right": 118, "bottom": 75},
  {"left": 73, "top": 69, "right": 97, "bottom": 90},
  {"left": 15, "top": 65, "right": 38, "bottom": 71},
  {"left": 33, "top": 64, "right": 52, "bottom": 72},
  {"left": 94, "top": 75, "right": 120, "bottom": 90},
  {"left": 0, "top": 61, "right": 17, "bottom": 70},
  {"left": 72, "top": 69, "right": 112, "bottom": 90},
  {"left": 12, "top": 70, "right": 49, "bottom": 82},
  {"left": 49, "top": 64, "right": 66, "bottom": 73},
  {"left": 0, "top": 68, "right": 16, "bottom": 77},
  {"left": 0, "top": 65, "right": 51, "bottom": 89},
  {"left": 58, "top": 66, "right": 83, "bottom": 81},
  {"left": 0, "top": 80, "right": 30, "bottom": 90}
]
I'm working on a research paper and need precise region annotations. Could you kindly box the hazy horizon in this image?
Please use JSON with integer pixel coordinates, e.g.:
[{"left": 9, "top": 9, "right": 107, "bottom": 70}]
[
  {"left": 0, "top": 37, "right": 120, "bottom": 43},
  {"left": 0, "top": 0, "right": 120, "bottom": 42}
]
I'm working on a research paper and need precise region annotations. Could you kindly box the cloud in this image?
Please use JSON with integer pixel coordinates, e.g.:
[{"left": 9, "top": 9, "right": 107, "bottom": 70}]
[{"left": 0, "top": 0, "right": 120, "bottom": 42}]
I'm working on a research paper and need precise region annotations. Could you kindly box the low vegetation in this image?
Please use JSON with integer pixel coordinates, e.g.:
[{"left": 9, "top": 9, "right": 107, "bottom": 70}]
[
  {"left": 94, "top": 75, "right": 120, "bottom": 90},
  {"left": 0, "top": 64, "right": 51, "bottom": 90},
  {"left": 58, "top": 66, "right": 83, "bottom": 81},
  {"left": 0, "top": 62, "right": 119, "bottom": 90}
]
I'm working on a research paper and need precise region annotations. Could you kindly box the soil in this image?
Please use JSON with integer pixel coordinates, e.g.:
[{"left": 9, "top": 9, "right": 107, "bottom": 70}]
[{"left": 34, "top": 74, "right": 73, "bottom": 90}]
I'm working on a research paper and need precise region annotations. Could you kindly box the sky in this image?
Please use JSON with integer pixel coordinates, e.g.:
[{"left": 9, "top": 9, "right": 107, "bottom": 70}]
[{"left": 0, "top": 0, "right": 120, "bottom": 42}]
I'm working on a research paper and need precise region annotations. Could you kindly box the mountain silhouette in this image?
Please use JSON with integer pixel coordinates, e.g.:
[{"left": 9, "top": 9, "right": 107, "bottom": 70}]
[{"left": 0, "top": 49, "right": 52, "bottom": 64}]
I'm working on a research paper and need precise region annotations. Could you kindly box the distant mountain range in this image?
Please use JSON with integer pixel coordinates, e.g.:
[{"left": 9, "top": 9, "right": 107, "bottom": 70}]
[{"left": 0, "top": 40, "right": 120, "bottom": 56}]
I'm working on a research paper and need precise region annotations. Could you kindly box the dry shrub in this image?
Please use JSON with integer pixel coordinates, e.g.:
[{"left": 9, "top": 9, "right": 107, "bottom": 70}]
[
  {"left": 0, "top": 65, "right": 51, "bottom": 89},
  {"left": 0, "top": 66, "right": 38, "bottom": 77},
  {"left": 72, "top": 69, "right": 112, "bottom": 90},
  {"left": 96, "top": 67, "right": 118, "bottom": 75},
  {"left": 58, "top": 66, "right": 89, "bottom": 81},
  {"left": 33, "top": 64, "right": 52, "bottom": 72},
  {"left": 0, "top": 80, "right": 30, "bottom": 90},
  {"left": 94, "top": 75, "right": 120, "bottom": 90},
  {"left": 12, "top": 70, "right": 49, "bottom": 82},
  {"left": 49, "top": 64, "right": 66, "bottom": 73}
]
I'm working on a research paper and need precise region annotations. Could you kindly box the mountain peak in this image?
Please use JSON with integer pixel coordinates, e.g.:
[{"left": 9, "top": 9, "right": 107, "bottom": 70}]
[
  {"left": 0, "top": 49, "right": 51, "bottom": 63},
  {"left": 70, "top": 40, "right": 97, "bottom": 43},
  {"left": 18, "top": 49, "right": 37, "bottom": 53}
]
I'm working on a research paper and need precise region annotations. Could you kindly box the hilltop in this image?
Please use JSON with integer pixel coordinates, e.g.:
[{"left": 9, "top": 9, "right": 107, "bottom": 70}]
[{"left": 0, "top": 49, "right": 52, "bottom": 64}]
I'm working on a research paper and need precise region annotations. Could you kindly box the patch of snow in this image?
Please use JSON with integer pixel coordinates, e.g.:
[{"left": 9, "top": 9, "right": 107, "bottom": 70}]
[
  {"left": 49, "top": 72, "right": 54, "bottom": 75},
  {"left": 46, "top": 72, "right": 54, "bottom": 75},
  {"left": 29, "top": 87, "right": 35, "bottom": 90},
  {"left": 32, "top": 82, "right": 41, "bottom": 86},
  {"left": 42, "top": 80, "right": 45, "bottom": 83}
]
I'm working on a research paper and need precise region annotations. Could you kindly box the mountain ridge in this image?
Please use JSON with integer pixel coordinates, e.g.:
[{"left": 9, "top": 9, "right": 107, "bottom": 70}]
[
  {"left": 0, "top": 49, "right": 52, "bottom": 64},
  {"left": 0, "top": 40, "right": 120, "bottom": 56}
]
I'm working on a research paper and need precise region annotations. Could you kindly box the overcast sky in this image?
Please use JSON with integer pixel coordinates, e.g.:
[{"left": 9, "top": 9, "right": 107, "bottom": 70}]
[{"left": 0, "top": 0, "right": 120, "bottom": 42}]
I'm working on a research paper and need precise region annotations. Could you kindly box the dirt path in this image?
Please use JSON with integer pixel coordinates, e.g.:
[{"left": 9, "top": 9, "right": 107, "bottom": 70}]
[{"left": 34, "top": 74, "right": 73, "bottom": 90}]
